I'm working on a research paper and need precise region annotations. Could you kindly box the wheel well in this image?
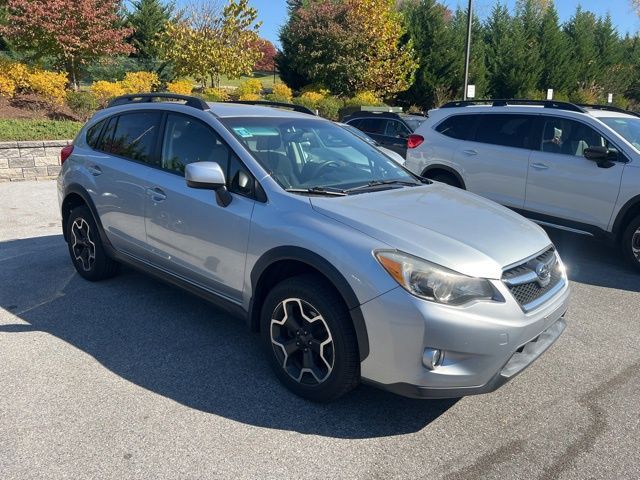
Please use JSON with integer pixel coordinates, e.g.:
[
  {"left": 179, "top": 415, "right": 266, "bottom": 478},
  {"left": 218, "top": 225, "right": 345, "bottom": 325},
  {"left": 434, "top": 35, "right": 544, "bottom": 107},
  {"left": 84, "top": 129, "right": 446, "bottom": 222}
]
[
  {"left": 421, "top": 166, "right": 464, "bottom": 188},
  {"left": 615, "top": 201, "right": 640, "bottom": 240},
  {"left": 61, "top": 193, "right": 87, "bottom": 241},
  {"left": 250, "top": 260, "right": 345, "bottom": 332}
]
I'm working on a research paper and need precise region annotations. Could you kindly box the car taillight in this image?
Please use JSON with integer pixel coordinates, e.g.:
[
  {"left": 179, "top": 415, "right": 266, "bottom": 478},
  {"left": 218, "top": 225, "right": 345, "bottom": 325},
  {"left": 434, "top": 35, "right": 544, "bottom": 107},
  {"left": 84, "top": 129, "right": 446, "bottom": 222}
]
[
  {"left": 60, "top": 145, "right": 74, "bottom": 164},
  {"left": 407, "top": 134, "right": 424, "bottom": 149}
]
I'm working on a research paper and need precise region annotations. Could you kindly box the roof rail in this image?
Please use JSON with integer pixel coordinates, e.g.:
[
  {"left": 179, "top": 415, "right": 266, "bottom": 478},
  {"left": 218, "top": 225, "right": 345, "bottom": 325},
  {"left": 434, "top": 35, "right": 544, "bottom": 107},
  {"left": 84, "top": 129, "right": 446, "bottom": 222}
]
[
  {"left": 107, "top": 93, "right": 209, "bottom": 110},
  {"left": 441, "top": 99, "right": 588, "bottom": 113},
  {"left": 343, "top": 110, "right": 406, "bottom": 120},
  {"left": 577, "top": 104, "right": 640, "bottom": 118},
  {"left": 225, "top": 100, "right": 316, "bottom": 116}
]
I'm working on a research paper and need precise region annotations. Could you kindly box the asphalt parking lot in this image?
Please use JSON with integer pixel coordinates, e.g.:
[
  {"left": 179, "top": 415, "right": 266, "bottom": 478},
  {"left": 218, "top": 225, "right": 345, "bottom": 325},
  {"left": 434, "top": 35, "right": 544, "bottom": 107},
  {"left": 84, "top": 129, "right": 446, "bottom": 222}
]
[{"left": 1, "top": 180, "right": 639, "bottom": 480}]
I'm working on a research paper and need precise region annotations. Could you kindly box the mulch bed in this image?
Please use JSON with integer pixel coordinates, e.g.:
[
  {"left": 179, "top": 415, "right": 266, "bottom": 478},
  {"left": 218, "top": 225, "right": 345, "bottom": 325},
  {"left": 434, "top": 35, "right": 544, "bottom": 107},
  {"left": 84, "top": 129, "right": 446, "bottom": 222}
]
[{"left": 0, "top": 94, "right": 82, "bottom": 122}]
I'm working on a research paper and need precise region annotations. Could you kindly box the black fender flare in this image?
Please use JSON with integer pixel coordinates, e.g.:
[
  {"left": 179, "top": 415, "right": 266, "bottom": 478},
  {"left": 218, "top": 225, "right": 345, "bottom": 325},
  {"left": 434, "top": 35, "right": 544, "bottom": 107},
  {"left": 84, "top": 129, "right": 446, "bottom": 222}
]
[
  {"left": 249, "top": 246, "right": 370, "bottom": 361},
  {"left": 62, "top": 183, "right": 110, "bottom": 247},
  {"left": 421, "top": 164, "right": 466, "bottom": 189}
]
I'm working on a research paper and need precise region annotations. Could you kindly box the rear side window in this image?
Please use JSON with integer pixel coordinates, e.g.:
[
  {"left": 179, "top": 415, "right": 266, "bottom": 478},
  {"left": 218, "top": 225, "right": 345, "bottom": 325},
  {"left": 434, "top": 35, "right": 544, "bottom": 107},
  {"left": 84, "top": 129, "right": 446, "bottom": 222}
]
[
  {"left": 97, "top": 116, "right": 117, "bottom": 153},
  {"left": 108, "top": 112, "right": 163, "bottom": 165},
  {"left": 474, "top": 114, "right": 534, "bottom": 149},
  {"left": 161, "top": 113, "right": 231, "bottom": 174},
  {"left": 384, "top": 120, "right": 411, "bottom": 138},
  {"left": 435, "top": 115, "right": 476, "bottom": 140},
  {"left": 86, "top": 120, "right": 105, "bottom": 149},
  {"left": 358, "top": 118, "right": 385, "bottom": 135}
]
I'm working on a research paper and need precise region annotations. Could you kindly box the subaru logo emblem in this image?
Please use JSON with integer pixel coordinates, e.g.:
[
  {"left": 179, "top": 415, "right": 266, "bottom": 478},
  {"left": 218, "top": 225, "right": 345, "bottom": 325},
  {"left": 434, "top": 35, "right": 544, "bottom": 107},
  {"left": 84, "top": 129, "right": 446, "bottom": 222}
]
[{"left": 535, "top": 262, "right": 551, "bottom": 287}]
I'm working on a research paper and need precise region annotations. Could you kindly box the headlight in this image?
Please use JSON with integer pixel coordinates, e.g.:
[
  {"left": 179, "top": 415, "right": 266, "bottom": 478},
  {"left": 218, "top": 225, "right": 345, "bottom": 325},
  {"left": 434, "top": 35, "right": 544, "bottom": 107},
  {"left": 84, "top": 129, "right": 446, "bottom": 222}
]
[{"left": 375, "top": 250, "right": 501, "bottom": 306}]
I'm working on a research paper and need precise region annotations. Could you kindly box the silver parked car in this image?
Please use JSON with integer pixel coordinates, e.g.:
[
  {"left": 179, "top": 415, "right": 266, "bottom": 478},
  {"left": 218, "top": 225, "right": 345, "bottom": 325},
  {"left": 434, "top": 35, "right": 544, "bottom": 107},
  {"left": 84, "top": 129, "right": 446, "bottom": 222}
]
[{"left": 58, "top": 94, "right": 569, "bottom": 402}]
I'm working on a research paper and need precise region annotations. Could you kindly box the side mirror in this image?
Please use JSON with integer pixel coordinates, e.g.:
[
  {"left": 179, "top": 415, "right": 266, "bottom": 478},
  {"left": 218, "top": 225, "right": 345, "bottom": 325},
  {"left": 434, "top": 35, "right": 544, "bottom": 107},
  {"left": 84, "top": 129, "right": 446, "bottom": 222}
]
[
  {"left": 185, "top": 161, "right": 232, "bottom": 207},
  {"left": 583, "top": 146, "right": 616, "bottom": 169}
]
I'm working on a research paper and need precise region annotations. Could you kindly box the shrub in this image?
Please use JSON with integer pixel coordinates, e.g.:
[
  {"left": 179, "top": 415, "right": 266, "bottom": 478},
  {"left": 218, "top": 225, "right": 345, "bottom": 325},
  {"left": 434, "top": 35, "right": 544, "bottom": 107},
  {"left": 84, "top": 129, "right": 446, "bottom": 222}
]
[
  {"left": 27, "top": 70, "right": 68, "bottom": 105},
  {"left": 299, "top": 91, "right": 324, "bottom": 106},
  {"left": 300, "top": 84, "right": 330, "bottom": 97},
  {"left": 265, "top": 93, "right": 291, "bottom": 103},
  {"left": 292, "top": 96, "right": 318, "bottom": 112},
  {"left": 66, "top": 91, "right": 99, "bottom": 120},
  {"left": 120, "top": 71, "right": 160, "bottom": 94},
  {"left": 91, "top": 80, "right": 126, "bottom": 106},
  {"left": 345, "top": 91, "right": 383, "bottom": 107},
  {"left": 201, "top": 87, "right": 230, "bottom": 102},
  {"left": 0, "top": 60, "right": 30, "bottom": 90},
  {"left": 239, "top": 92, "right": 262, "bottom": 101},
  {"left": 166, "top": 80, "right": 193, "bottom": 95},
  {"left": 271, "top": 83, "right": 292, "bottom": 101},
  {"left": 237, "top": 78, "right": 262, "bottom": 97},
  {"left": 317, "top": 96, "right": 343, "bottom": 120},
  {"left": 0, "top": 75, "right": 16, "bottom": 98}
]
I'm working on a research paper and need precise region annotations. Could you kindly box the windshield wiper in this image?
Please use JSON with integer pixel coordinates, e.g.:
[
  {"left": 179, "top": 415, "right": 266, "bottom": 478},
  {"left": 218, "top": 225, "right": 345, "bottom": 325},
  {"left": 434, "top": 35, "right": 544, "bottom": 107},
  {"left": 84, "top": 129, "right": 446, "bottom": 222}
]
[
  {"left": 285, "top": 186, "right": 347, "bottom": 196},
  {"left": 343, "top": 179, "right": 421, "bottom": 194}
]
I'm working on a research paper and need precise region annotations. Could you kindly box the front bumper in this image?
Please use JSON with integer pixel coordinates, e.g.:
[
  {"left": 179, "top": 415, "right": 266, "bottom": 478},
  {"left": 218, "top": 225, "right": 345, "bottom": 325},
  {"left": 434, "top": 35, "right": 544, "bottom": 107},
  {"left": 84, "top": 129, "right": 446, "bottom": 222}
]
[{"left": 359, "top": 277, "right": 569, "bottom": 399}]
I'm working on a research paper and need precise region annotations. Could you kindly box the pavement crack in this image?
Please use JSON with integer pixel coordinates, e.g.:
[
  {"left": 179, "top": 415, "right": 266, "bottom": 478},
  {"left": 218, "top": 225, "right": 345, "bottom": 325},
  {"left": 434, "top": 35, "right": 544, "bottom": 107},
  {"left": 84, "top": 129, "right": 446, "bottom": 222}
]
[{"left": 441, "top": 439, "right": 527, "bottom": 480}]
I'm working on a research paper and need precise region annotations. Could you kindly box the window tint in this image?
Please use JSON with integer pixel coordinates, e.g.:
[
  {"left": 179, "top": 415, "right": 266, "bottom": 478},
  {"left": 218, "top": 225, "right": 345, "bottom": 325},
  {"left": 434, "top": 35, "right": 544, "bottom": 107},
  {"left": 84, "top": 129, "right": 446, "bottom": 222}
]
[
  {"left": 162, "top": 113, "right": 231, "bottom": 174},
  {"left": 86, "top": 120, "right": 105, "bottom": 149},
  {"left": 358, "top": 118, "right": 385, "bottom": 135},
  {"left": 475, "top": 114, "right": 534, "bottom": 149},
  {"left": 97, "top": 116, "right": 117, "bottom": 153},
  {"left": 108, "top": 112, "right": 163, "bottom": 164},
  {"left": 540, "top": 117, "right": 606, "bottom": 156},
  {"left": 435, "top": 115, "right": 475, "bottom": 140},
  {"left": 384, "top": 120, "right": 410, "bottom": 138}
]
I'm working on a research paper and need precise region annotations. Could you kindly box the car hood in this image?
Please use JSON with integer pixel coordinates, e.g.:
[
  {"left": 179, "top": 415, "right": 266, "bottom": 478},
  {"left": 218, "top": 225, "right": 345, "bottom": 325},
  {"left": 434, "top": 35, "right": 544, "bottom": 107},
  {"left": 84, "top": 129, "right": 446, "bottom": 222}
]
[{"left": 310, "top": 184, "right": 551, "bottom": 279}]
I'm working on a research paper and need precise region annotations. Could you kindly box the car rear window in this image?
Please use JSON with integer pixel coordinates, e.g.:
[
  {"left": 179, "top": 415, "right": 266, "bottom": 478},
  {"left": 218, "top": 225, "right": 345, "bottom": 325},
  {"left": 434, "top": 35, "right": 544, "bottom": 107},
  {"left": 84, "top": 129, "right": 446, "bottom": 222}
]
[{"left": 435, "top": 114, "right": 476, "bottom": 140}]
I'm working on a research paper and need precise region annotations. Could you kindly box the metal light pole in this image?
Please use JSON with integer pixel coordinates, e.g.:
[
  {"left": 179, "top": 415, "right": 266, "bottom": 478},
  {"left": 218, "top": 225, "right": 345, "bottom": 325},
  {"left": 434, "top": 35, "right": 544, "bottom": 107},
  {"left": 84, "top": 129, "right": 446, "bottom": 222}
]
[{"left": 463, "top": 0, "right": 473, "bottom": 100}]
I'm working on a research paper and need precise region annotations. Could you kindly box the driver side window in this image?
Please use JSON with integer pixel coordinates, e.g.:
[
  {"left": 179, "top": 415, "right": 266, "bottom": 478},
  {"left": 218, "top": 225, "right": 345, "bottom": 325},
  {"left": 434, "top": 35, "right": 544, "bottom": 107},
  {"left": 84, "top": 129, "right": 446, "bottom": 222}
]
[{"left": 540, "top": 117, "right": 609, "bottom": 157}]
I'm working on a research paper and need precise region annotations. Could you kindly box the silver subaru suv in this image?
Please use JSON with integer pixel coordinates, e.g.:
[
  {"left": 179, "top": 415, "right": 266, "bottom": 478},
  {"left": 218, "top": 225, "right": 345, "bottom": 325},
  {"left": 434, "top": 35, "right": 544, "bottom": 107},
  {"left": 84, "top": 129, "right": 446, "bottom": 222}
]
[{"left": 57, "top": 94, "right": 570, "bottom": 402}]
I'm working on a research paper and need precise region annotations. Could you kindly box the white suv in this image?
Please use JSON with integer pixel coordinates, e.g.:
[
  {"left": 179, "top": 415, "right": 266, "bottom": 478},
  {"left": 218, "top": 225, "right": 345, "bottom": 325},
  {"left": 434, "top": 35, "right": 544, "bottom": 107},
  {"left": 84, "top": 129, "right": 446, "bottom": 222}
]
[{"left": 405, "top": 100, "right": 640, "bottom": 271}]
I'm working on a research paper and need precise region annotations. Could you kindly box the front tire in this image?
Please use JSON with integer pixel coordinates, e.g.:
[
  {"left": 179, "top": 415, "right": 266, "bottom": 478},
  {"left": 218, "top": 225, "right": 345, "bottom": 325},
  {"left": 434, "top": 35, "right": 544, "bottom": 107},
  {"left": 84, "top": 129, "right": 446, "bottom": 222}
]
[
  {"left": 260, "top": 274, "right": 360, "bottom": 402},
  {"left": 622, "top": 214, "right": 640, "bottom": 272},
  {"left": 428, "top": 172, "right": 462, "bottom": 188},
  {"left": 66, "top": 205, "right": 119, "bottom": 281}
]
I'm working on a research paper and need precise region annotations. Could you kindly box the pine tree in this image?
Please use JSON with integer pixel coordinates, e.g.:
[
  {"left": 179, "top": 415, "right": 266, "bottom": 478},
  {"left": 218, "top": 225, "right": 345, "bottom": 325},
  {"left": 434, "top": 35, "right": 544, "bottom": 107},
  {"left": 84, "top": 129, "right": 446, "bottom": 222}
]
[
  {"left": 449, "top": 7, "right": 487, "bottom": 99},
  {"left": 126, "top": 0, "right": 172, "bottom": 62},
  {"left": 539, "top": 3, "right": 573, "bottom": 94},
  {"left": 564, "top": 6, "right": 598, "bottom": 87}
]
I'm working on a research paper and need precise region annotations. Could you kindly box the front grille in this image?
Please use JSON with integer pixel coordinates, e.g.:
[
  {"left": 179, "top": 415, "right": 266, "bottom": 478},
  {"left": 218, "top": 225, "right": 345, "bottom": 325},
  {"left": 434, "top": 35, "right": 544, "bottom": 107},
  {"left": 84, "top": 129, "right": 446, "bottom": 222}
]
[{"left": 502, "top": 247, "right": 565, "bottom": 312}]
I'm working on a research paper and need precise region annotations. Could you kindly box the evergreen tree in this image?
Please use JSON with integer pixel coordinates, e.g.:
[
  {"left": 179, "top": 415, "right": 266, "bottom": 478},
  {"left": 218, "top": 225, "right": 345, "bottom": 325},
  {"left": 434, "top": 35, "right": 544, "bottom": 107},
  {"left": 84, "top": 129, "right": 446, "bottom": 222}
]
[
  {"left": 539, "top": 3, "right": 573, "bottom": 94},
  {"left": 126, "top": 0, "right": 172, "bottom": 63},
  {"left": 449, "top": 6, "right": 487, "bottom": 99},
  {"left": 564, "top": 6, "right": 598, "bottom": 87}
]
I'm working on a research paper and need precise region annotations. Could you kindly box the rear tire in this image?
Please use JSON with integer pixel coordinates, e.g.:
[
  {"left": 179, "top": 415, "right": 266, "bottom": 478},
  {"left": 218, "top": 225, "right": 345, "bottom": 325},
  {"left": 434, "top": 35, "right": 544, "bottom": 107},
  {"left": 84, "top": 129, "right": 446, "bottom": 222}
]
[
  {"left": 66, "top": 205, "right": 119, "bottom": 281},
  {"left": 621, "top": 214, "right": 640, "bottom": 272},
  {"left": 427, "top": 172, "right": 462, "bottom": 188},
  {"left": 260, "top": 274, "right": 360, "bottom": 402}
]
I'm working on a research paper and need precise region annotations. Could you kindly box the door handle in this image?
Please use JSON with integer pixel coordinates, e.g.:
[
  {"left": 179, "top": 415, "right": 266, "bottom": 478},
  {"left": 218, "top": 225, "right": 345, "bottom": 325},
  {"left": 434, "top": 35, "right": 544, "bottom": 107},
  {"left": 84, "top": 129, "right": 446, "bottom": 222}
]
[
  {"left": 531, "top": 162, "right": 549, "bottom": 170},
  {"left": 87, "top": 165, "right": 102, "bottom": 176},
  {"left": 462, "top": 149, "right": 477, "bottom": 156},
  {"left": 146, "top": 187, "right": 166, "bottom": 202}
]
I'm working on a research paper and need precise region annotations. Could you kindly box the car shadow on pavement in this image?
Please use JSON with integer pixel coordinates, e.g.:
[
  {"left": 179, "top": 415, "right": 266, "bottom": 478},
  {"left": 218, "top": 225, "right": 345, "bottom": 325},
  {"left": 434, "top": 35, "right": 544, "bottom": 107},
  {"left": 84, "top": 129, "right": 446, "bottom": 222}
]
[
  {"left": 545, "top": 229, "right": 640, "bottom": 292},
  {"left": 0, "top": 234, "right": 457, "bottom": 439}
]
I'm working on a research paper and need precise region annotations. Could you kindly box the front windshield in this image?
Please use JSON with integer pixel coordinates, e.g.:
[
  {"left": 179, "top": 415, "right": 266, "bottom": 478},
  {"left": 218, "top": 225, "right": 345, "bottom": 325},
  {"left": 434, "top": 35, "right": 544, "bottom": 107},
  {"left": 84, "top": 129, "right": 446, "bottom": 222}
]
[
  {"left": 222, "top": 117, "right": 420, "bottom": 192},
  {"left": 600, "top": 116, "right": 640, "bottom": 150}
]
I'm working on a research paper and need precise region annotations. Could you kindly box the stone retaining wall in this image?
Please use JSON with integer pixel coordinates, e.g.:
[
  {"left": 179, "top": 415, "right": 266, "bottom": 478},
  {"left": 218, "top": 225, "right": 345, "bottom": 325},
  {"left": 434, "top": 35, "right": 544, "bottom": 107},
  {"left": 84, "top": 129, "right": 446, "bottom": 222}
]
[{"left": 0, "top": 140, "right": 71, "bottom": 182}]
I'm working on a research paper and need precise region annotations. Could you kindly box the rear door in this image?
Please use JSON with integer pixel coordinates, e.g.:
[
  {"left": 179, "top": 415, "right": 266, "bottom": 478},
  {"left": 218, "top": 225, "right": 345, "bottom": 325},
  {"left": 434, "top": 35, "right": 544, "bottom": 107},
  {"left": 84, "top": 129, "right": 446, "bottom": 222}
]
[
  {"left": 382, "top": 119, "right": 410, "bottom": 156},
  {"left": 89, "top": 111, "right": 163, "bottom": 258},
  {"left": 524, "top": 116, "right": 625, "bottom": 230},
  {"left": 453, "top": 113, "right": 536, "bottom": 208},
  {"left": 143, "top": 113, "right": 255, "bottom": 301}
]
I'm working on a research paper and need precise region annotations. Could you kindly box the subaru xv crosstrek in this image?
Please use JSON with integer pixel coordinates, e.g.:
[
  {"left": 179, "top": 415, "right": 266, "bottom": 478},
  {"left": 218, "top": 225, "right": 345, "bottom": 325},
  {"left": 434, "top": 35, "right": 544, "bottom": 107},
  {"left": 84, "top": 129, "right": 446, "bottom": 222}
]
[
  {"left": 58, "top": 94, "right": 569, "bottom": 402},
  {"left": 405, "top": 99, "right": 640, "bottom": 271}
]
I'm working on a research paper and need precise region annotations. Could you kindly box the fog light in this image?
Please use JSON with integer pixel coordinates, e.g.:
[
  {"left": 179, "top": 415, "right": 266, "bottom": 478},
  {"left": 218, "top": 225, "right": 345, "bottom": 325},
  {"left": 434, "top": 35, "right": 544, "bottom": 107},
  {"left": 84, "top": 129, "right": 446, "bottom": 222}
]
[{"left": 423, "top": 348, "right": 443, "bottom": 370}]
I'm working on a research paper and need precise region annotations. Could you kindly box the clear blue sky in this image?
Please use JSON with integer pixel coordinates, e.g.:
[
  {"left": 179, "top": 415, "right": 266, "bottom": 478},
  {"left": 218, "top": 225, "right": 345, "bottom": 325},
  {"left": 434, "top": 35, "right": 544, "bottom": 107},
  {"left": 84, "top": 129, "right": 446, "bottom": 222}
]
[{"left": 242, "top": 0, "right": 640, "bottom": 48}]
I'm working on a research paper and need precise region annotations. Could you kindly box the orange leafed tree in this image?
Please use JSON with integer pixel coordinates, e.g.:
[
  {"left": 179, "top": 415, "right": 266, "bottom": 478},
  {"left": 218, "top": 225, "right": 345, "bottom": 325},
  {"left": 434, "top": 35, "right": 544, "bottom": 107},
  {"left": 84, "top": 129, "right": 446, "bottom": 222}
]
[{"left": 1, "top": 0, "right": 134, "bottom": 89}]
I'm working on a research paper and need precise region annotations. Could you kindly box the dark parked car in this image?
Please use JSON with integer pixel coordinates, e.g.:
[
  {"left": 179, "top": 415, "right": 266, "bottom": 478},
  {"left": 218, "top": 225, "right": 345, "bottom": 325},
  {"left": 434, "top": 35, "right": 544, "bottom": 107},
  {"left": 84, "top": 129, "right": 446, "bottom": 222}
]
[{"left": 343, "top": 111, "right": 427, "bottom": 157}]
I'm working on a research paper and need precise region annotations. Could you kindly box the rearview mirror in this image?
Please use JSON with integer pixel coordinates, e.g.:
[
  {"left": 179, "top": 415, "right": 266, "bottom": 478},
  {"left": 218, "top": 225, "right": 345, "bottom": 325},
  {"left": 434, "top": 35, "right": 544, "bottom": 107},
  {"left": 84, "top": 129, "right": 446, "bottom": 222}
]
[{"left": 185, "top": 161, "right": 232, "bottom": 207}]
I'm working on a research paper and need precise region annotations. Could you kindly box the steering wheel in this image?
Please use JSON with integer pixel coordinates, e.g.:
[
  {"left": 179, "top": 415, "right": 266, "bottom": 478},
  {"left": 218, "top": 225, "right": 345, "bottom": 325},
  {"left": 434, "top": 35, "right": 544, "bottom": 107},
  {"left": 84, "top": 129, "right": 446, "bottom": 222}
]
[{"left": 314, "top": 160, "right": 343, "bottom": 177}]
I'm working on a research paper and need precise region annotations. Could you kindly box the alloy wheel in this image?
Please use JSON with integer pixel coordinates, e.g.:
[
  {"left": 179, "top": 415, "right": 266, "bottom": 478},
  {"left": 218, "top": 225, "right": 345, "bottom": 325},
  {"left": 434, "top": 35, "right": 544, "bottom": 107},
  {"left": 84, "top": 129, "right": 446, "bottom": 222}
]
[
  {"left": 71, "top": 217, "right": 96, "bottom": 272},
  {"left": 270, "top": 298, "right": 334, "bottom": 385},
  {"left": 633, "top": 227, "right": 640, "bottom": 263}
]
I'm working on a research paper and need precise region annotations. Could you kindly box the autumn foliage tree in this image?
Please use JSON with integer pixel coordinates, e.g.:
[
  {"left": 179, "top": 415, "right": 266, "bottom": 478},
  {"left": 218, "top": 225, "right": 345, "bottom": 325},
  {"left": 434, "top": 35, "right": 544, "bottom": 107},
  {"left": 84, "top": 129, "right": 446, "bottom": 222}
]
[
  {"left": 251, "top": 38, "right": 277, "bottom": 72},
  {"left": 1, "top": 0, "right": 134, "bottom": 89},
  {"left": 278, "top": 0, "right": 417, "bottom": 97},
  {"left": 159, "top": 0, "right": 262, "bottom": 88}
]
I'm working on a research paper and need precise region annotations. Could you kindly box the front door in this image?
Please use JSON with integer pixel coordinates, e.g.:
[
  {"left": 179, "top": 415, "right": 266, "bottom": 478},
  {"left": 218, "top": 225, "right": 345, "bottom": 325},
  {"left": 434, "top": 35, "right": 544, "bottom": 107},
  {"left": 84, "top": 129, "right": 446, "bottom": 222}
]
[
  {"left": 144, "top": 113, "right": 255, "bottom": 301},
  {"left": 524, "top": 116, "right": 625, "bottom": 231}
]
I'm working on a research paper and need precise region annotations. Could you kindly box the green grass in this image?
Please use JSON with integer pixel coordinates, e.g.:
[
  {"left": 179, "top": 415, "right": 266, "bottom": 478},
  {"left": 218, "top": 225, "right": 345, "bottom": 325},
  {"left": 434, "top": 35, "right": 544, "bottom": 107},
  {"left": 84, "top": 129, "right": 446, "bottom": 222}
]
[{"left": 0, "top": 119, "right": 83, "bottom": 142}]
